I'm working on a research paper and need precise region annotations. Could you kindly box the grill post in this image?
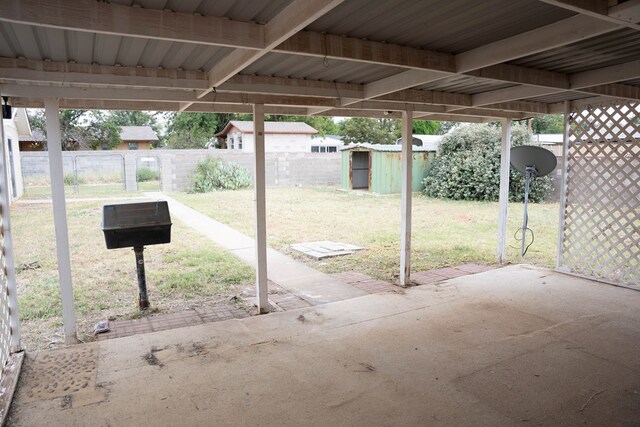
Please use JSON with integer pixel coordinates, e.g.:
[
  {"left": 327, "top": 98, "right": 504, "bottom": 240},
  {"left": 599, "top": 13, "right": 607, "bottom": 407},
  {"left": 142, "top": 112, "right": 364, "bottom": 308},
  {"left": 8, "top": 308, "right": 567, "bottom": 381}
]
[{"left": 133, "top": 246, "right": 149, "bottom": 308}]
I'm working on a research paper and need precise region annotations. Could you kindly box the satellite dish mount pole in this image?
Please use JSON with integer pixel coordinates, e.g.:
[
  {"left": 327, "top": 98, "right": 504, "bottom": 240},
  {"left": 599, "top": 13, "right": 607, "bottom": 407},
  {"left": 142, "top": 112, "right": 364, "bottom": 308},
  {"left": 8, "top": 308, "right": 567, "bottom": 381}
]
[{"left": 521, "top": 165, "right": 536, "bottom": 257}]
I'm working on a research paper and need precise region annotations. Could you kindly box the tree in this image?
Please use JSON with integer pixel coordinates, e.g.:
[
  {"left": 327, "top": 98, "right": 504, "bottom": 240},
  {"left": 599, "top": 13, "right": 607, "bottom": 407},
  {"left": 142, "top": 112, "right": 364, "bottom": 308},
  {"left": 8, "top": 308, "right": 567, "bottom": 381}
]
[
  {"left": 27, "top": 109, "right": 121, "bottom": 150},
  {"left": 164, "top": 112, "right": 219, "bottom": 149},
  {"left": 423, "top": 123, "right": 553, "bottom": 202},
  {"left": 106, "top": 110, "right": 158, "bottom": 127},
  {"left": 337, "top": 118, "right": 401, "bottom": 144},
  {"left": 530, "top": 115, "right": 563, "bottom": 134},
  {"left": 86, "top": 111, "right": 122, "bottom": 150},
  {"left": 412, "top": 120, "right": 440, "bottom": 135}
]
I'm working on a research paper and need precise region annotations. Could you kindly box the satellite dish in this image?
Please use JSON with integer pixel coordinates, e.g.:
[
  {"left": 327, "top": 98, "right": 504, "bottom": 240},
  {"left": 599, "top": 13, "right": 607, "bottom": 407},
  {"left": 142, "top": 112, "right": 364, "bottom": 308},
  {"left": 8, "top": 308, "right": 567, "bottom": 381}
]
[
  {"left": 510, "top": 146, "right": 557, "bottom": 178},
  {"left": 510, "top": 145, "right": 557, "bottom": 257}
]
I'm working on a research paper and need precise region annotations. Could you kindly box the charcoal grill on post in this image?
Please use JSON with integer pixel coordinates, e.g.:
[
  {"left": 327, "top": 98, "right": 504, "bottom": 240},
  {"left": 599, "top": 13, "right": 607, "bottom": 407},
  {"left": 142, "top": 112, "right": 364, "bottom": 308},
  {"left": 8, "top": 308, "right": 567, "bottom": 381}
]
[{"left": 101, "top": 201, "right": 172, "bottom": 308}]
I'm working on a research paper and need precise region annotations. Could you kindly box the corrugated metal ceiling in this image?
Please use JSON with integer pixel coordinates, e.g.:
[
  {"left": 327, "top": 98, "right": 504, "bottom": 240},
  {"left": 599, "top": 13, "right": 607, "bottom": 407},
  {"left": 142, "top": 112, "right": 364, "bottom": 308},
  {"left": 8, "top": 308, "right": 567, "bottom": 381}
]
[
  {"left": 511, "top": 29, "right": 640, "bottom": 74},
  {"left": 306, "top": 0, "right": 575, "bottom": 54},
  {"left": 108, "top": 0, "right": 293, "bottom": 24},
  {"left": 0, "top": 0, "right": 636, "bottom": 115},
  {"left": 0, "top": 22, "right": 234, "bottom": 70},
  {"left": 243, "top": 53, "right": 405, "bottom": 84},
  {"left": 416, "top": 75, "right": 513, "bottom": 95},
  {"left": 527, "top": 92, "right": 593, "bottom": 104}
]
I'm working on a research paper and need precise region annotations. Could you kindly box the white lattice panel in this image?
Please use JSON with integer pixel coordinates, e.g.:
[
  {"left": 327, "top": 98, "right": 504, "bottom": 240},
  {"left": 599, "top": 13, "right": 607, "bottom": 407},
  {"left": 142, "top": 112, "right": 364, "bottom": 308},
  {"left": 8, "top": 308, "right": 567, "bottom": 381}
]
[
  {"left": 560, "top": 102, "right": 639, "bottom": 287},
  {"left": 0, "top": 203, "right": 12, "bottom": 370}
]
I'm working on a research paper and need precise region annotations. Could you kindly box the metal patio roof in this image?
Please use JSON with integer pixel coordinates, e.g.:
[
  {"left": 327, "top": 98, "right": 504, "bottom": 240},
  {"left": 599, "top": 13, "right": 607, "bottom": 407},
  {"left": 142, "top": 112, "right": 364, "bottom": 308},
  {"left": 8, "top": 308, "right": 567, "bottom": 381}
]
[{"left": 0, "top": 0, "right": 638, "bottom": 120}]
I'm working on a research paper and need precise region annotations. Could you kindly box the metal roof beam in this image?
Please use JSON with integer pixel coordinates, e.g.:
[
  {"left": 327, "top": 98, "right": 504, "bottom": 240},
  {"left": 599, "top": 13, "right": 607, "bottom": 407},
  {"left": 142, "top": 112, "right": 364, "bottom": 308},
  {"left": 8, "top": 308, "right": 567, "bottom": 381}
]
[
  {"left": 0, "top": 0, "right": 265, "bottom": 49},
  {"left": 569, "top": 59, "right": 640, "bottom": 87},
  {"left": 219, "top": 75, "right": 364, "bottom": 99},
  {"left": 452, "top": 60, "right": 640, "bottom": 110},
  {"left": 538, "top": 0, "right": 640, "bottom": 30},
  {"left": 0, "top": 84, "right": 345, "bottom": 107},
  {"left": 455, "top": 14, "right": 620, "bottom": 72},
  {"left": 412, "top": 113, "right": 495, "bottom": 123},
  {"left": 276, "top": 31, "right": 456, "bottom": 72},
  {"left": 6, "top": 55, "right": 635, "bottom": 107},
  {"left": 329, "top": 12, "right": 623, "bottom": 110},
  {"left": 548, "top": 95, "right": 622, "bottom": 113},
  {"left": 4, "top": 55, "right": 636, "bottom": 116},
  {"left": 201, "top": 0, "right": 344, "bottom": 95},
  {"left": 0, "top": 57, "right": 209, "bottom": 90},
  {"left": 8, "top": 97, "right": 311, "bottom": 115}
]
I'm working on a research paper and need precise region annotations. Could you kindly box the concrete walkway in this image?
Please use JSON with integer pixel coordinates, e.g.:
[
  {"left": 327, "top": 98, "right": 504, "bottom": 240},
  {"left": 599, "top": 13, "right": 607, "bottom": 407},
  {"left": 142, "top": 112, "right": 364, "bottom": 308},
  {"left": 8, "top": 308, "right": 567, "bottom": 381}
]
[
  {"left": 9, "top": 265, "right": 640, "bottom": 426},
  {"left": 147, "top": 193, "right": 367, "bottom": 305}
]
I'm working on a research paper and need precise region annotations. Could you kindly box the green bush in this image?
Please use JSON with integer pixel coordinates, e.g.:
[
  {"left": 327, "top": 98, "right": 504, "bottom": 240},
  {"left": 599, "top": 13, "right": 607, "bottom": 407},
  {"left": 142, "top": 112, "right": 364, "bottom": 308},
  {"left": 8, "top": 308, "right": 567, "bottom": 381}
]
[
  {"left": 423, "top": 123, "right": 553, "bottom": 202},
  {"left": 136, "top": 167, "right": 160, "bottom": 182},
  {"left": 189, "top": 157, "right": 252, "bottom": 192},
  {"left": 63, "top": 173, "right": 85, "bottom": 186}
]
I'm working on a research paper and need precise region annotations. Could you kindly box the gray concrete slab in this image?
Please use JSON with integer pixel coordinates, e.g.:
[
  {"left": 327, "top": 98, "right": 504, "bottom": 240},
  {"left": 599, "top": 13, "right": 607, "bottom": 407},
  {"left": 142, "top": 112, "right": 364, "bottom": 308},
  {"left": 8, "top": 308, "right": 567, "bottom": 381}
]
[
  {"left": 148, "top": 193, "right": 367, "bottom": 304},
  {"left": 9, "top": 265, "right": 640, "bottom": 426},
  {"left": 291, "top": 241, "right": 364, "bottom": 260}
]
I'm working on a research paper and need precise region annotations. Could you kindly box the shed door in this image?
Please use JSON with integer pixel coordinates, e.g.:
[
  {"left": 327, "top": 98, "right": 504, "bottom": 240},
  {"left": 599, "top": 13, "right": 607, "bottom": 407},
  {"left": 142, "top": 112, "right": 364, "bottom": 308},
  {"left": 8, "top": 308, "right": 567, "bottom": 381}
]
[{"left": 352, "top": 151, "right": 369, "bottom": 190}]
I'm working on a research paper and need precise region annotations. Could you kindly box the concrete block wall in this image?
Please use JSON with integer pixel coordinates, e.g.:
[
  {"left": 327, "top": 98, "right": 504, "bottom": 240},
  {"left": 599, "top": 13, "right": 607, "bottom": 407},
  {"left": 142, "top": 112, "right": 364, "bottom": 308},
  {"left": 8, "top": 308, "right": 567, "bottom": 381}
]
[
  {"left": 21, "top": 150, "right": 342, "bottom": 192},
  {"left": 167, "top": 150, "right": 341, "bottom": 191}
]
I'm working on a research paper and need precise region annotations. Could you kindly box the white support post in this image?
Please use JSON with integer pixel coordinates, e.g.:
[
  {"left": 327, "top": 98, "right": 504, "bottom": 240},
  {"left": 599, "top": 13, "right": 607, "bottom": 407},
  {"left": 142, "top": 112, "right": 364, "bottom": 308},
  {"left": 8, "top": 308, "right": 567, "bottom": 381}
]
[
  {"left": 556, "top": 101, "right": 571, "bottom": 269},
  {"left": 497, "top": 118, "right": 512, "bottom": 264},
  {"left": 400, "top": 110, "right": 413, "bottom": 285},
  {"left": 0, "top": 91, "right": 21, "bottom": 351},
  {"left": 253, "top": 103, "right": 269, "bottom": 314},
  {"left": 44, "top": 98, "right": 77, "bottom": 344}
]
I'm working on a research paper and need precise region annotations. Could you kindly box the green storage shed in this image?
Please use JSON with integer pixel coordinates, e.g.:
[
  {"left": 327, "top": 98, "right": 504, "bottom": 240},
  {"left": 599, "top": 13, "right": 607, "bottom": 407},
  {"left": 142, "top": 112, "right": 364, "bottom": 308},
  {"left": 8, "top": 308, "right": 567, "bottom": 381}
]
[{"left": 341, "top": 143, "right": 435, "bottom": 194}]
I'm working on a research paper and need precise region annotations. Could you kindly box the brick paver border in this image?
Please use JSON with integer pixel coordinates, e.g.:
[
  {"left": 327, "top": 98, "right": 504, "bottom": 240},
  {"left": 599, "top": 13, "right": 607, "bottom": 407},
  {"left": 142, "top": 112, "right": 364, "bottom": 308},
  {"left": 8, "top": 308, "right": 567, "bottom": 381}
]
[{"left": 97, "top": 264, "right": 494, "bottom": 341}]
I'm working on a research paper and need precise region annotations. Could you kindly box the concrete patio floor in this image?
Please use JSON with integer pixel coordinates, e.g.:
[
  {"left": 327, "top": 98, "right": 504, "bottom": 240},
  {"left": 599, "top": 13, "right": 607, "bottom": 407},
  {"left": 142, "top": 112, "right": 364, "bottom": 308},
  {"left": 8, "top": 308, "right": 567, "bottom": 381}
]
[{"left": 8, "top": 265, "right": 640, "bottom": 426}]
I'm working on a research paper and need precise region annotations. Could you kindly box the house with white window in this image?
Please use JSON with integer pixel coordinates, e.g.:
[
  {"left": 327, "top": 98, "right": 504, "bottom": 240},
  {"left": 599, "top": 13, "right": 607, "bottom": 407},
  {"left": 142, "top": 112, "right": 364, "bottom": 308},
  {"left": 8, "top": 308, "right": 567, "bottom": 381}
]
[{"left": 214, "top": 121, "right": 342, "bottom": 153}]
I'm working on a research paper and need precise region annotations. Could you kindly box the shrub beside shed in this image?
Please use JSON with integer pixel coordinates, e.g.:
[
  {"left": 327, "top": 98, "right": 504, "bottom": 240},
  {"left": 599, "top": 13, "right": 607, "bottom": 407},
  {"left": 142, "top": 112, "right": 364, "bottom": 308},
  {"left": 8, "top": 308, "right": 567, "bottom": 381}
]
[{"left": 341, "top": 143, "right": 435, "bottom": 194}]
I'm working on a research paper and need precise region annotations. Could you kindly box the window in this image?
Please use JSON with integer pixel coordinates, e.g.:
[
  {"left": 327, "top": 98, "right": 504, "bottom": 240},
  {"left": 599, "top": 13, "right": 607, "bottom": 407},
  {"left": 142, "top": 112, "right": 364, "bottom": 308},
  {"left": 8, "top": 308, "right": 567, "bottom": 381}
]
[
  {"left": 230, "top": 138, "right": 234, "bottom": 149},
  {"left": 238, "top": 136, "right": 243, "bottom": 150},
  {"left": 312, "top": 145, "right": 338, "bottom": 153},
  {"left": 128, "top": 143, "right": 138, "bottom": 150}
]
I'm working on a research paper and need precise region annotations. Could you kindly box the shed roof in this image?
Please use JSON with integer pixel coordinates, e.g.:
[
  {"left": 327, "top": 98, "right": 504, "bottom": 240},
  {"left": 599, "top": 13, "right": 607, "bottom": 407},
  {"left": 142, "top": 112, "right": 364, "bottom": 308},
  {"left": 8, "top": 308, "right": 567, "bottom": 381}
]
[
  {"left": 215, "top": 121, "right": 318, "bottom": 136},
  {"left": 119, "top": 126, "right": 159, "bottom": 141},
  {"left": 0, "top": 1, "right": 637, "bottom": 118},
  {"left": 341, "top": 143, "right": 434, "bottom": 152}
]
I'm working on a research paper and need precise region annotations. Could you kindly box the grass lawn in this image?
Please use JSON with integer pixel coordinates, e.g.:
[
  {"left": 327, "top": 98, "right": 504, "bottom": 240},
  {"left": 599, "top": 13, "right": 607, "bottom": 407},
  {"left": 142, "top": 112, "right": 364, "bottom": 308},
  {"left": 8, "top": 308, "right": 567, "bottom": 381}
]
[
  {"left": 174, "top": 186, "right": 559, "bottom": 282},
  {"left": 13, "top": 186, "right": 559, "bottom": 349},
  {"left": 11, "top": 199, "right": 254, "bottom": 350},
  {"left": 22, "top": 180, "right": 161, "bottom": 199}
]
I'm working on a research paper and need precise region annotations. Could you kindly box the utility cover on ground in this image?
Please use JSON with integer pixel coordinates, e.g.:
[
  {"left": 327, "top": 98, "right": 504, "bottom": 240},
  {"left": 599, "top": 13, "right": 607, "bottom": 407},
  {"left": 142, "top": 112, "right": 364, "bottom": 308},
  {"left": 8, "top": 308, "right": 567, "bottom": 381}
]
[{"left": 291, "top": 241, "right": 364, "bottom": 260}]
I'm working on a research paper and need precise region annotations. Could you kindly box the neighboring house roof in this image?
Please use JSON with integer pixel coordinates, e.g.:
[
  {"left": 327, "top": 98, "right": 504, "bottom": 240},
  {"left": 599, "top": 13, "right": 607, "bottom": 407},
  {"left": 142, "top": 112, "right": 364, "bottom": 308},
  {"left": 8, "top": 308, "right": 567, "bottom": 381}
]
[
  {"left": 215, "top": 121, "right": 318, "bottom": 136},
  {"left": 19, "top": 128, "right": 45, "bottom": 142},
  {"left": 312, "top": 136, "right": 344, "bottom": 146},
  {"left": 341, "top": 143, "right": 434, "bottom": 152},
  {"left": 119, "top": 126, "right": 159, "bottom": 141},
  {"left": 534, "top": 133, "right": 563, "bottom": 144},
  {"left": 12, "top": 108, "right": 32, "bottom": 137},
  {"left": 395, "top": 134, "right": 443, "bottom": 151}
]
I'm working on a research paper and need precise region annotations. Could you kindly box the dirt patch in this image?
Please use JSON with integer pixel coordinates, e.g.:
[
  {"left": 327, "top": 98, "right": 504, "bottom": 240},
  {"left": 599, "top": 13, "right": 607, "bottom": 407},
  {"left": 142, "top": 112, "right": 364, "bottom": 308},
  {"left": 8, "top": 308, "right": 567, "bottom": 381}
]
[{"left": 16, "top": 345, "right": 98, "bottom": 402}]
